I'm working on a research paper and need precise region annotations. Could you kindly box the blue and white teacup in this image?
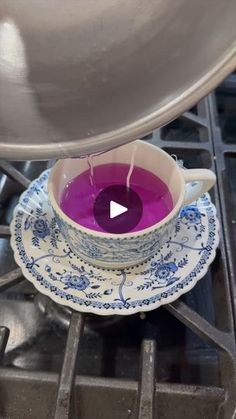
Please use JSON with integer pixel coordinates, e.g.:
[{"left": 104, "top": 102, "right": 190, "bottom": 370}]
[{"left": 48, "top": 140, "right": 215, "bottom": 269}]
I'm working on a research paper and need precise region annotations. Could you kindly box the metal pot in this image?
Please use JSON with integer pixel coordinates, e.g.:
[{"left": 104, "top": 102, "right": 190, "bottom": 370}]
[{"left": 0, "top": 0, "right": 235, "bottom": 159}]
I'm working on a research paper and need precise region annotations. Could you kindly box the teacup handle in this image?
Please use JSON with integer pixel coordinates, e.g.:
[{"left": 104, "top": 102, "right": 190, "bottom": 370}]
[{"left": 182, "top": 169, "right": 216, "bottom": 206}]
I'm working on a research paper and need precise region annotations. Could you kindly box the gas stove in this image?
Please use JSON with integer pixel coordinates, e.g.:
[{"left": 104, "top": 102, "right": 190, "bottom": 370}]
[{"left": 0, "top": 77, "right": 235, "bottom": 419}]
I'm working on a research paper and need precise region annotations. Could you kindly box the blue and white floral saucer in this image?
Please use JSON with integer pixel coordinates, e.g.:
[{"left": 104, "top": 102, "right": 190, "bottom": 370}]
[{"left": 10, "top": 170, "right": 219, "bottom": 316}]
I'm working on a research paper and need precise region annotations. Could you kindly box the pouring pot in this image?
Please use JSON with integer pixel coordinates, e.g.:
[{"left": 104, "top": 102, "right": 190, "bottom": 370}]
[{"left": 0, "top": 0, "right": 235, "bottom": 160}]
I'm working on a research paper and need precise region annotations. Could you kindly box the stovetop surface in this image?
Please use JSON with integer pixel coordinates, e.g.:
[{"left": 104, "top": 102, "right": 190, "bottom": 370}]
[{"left": 0, "top": 76, "right": 235, "bottom": 419}]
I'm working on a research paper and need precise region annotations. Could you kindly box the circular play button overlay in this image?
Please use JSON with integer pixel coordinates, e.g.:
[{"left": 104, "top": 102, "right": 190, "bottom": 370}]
[{"left": 93, "top": 185, "right": 143, "bottom": 234}]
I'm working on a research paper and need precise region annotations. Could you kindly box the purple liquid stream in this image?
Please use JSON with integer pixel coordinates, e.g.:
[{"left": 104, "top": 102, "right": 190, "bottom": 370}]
[{"left": 60, "top": 163, "right": 173, "bottom": 233}]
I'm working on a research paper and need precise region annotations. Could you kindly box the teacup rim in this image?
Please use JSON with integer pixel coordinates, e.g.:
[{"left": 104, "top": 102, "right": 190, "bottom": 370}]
[{"left": 47, "top": 141, "right": 186, "bottom": 239}]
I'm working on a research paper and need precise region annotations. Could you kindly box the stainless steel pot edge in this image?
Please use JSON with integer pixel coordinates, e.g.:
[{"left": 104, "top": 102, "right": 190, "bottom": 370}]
[{"left": 1, "top": 43, "right": 235, "bottom": 161}]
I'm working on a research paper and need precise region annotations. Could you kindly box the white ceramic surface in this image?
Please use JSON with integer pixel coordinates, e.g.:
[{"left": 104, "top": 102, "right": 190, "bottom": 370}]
[{"left": 48, "top": 140, "right": 216, "bottom": 268}]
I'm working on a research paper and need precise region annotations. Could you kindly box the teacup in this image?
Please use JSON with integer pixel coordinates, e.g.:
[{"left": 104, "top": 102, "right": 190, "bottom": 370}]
[{"left": 48, "top": 140, "right": 216, "bottom": 269}]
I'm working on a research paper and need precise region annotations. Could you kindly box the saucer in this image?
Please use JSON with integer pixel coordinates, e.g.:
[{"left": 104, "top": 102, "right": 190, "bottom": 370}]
[{"left": 10, "top": 170, "right": 219, "bottom": 316}]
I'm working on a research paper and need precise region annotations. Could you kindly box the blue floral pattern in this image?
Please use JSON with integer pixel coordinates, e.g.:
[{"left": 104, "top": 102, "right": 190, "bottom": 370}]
[
  {"left": 53, "top": 197, "right": 176, "bottom": 267},
  {"left": 180, "top": 205, "right": 202, "bottom": 224},
  {"left": 10, "top": 170, "right": 219, "bottom": 315},
  {"left": 175, "top": 204, "right": 206, "bottom": 238},
  {"left": 61, "top": 273, "right": 90, "bottom": 291},
  {"left": 153, "top": 261, "right": 178, "bottom": 279},
  {"left": 33, "top": 219, "right": 50, "bottom": 239}
]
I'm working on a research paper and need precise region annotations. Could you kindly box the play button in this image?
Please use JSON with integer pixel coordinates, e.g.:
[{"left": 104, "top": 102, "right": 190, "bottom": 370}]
[
  {"left": 93, "top": 185, "right": 143, "bottom": 234},
  {"left": 110, "top": 201, "right": 128, "bottom": 219}
]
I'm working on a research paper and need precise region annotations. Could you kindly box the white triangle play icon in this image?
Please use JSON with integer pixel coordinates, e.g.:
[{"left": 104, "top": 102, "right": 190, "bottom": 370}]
[{"left": 110, "top": 200, "right": 128, "bottom": 219}]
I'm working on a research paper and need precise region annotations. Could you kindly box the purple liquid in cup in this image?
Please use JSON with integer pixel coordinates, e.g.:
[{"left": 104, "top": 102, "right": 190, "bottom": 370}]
[{"left": 60, "top": 163, "right": 173, "bottom": 233}]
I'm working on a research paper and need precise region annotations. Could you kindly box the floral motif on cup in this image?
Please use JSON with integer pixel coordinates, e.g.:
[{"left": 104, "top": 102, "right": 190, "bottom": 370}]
[{"left": 54, "top": 208, "right": 175, "bottom": 265}]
